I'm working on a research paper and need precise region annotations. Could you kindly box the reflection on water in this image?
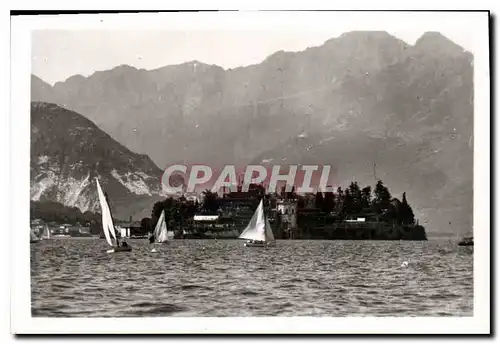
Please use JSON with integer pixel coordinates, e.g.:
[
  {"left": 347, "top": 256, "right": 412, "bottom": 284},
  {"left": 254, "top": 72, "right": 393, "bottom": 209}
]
[{"left": 31, "top": 238, "right": 473, "bottom": 317}]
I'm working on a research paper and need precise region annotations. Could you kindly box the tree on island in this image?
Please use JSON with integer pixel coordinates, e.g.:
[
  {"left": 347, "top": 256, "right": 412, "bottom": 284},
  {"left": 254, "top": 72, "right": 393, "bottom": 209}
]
[
  {"left": 333, "top": 187, "right": 344, "bottom": 215},
  {"left": 342, "top": 189, "right": 355, "bottom": 218},
  {"left": 372, "top": 180, "right": 392, "bottom": 213},
  {"left": 323, "top": 190, "right": 335, "bottom": 214},
  {"left": 146, "top": 195, "right": 200, "bottom": 235},
  {"left": 297, "top": 195, "right": 306, "bottom": 209},
  {"left": 314, "top": 191, "right": 324, "bottom": 210},
  {"left": 140, "top": 217, "right": 151, "bottom": 234},
  {"left": 348, "top": 181, "right": 363, "bottom": 214},
  {"left": 293, "top": 180, "right": 419, "bottom": 226},
  {"left": 201, "top": 189, "right": 219, "bottom": 213},
  {"left": 399, "top": 192, "right": 416, "bottom": 225},
  {"left": 361, "top": 186, "right": 372, "bottom": 210},
  {"left": 150, "top": 197, "right": 182, "bottom": 230}
]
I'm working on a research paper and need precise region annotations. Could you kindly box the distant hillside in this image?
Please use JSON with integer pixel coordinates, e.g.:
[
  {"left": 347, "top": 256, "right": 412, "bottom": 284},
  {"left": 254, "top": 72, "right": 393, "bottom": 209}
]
[
  {"left": 30, "top": 102, "right": 164, "bottom": 220},
  {"left": 31, "top": 31, "right": 473, "bottom": 234},
  {"left": 30, "top": 200, "right": 100, "bottom": 226}
]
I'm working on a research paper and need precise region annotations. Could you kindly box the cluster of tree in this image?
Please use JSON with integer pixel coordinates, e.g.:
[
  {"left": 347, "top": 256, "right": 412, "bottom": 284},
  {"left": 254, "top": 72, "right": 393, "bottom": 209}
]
[
  {"left": 200, "top": 190, "right": 218, "bottom": 213},
  {"left": 30, "top": 200, "right": 99, "bottom": 225},
  {"left": 295, "top": 180, "right": 416, "bottom": 225},
  {"left": 140, "top": 186, "right": 257, "bottom": 233},
  {"left": 140, "top": 196, "right": 199, "bottom": 233},
  {"left": 139, "top": 180, "right": 417, "bottom": 233}
]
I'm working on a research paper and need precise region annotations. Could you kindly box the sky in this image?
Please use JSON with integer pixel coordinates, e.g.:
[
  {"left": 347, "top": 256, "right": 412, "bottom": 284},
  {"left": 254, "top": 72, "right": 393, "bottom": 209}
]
[{"left": 31, "top": 16, "right": 479, "bottom": 85}]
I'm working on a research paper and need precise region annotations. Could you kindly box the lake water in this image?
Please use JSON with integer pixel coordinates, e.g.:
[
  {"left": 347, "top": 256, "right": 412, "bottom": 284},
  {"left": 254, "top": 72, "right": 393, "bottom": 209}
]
[{"left": 31, "top": 238, "right": 473, "bottom": 317}]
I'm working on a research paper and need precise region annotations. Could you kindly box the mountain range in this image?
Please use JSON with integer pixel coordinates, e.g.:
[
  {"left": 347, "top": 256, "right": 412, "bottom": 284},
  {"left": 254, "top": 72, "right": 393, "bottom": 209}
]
[{"left": 31, "top": 31, "right": 473, "bottom": 233}]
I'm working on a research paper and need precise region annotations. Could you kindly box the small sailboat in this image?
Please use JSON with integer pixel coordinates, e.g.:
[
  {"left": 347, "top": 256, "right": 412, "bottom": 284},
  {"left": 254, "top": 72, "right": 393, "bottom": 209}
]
[
  {"left": 239, "top": 200, "right": 276, "bottom": 247},
  {"left": 96, "top": 178, "right": 132, "bottom": 253},
  {"left": 154, "top": 210, "right": 169, "bottom": 243},
  {"left": 458, "top": 236, "right": 473, "bottom": 246},
  {"left": 150, "top": 210, "right": 169, "bottom": 252},
  {"left": 30, "top": 228, "right": 40, "bottom": 244},
  {"left": 40, "top": 224, "right": 51, "bottom": 240}
]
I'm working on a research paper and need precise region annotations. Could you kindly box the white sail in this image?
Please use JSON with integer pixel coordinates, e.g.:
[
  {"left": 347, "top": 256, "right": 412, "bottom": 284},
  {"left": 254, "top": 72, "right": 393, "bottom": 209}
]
[
  {"left": 96, "top": 178, "right": 116, "bottom": 247},
  {"left": 265, "top": 217, "right": 275, "bottom": 241},
  {"left": 41, "top": 224, "right": 51, "bottom": 239},
  {"left": 107, "top": 213, "right": 116, "bottom": 241},
  {"left": 30, "top": 229, "right": 39, "bottom": 242},
  {"left": 154, "top": 210, "right": 169, "bottom": 243},
  {"left": 239, "top": 200, "right": 268, "bottom": 242}
]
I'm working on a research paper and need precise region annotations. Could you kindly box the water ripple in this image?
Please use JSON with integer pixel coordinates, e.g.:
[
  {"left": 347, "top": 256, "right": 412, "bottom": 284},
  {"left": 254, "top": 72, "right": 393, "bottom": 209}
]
[{"left": 31, "top": 238, "right": 473, "bottom": 317}]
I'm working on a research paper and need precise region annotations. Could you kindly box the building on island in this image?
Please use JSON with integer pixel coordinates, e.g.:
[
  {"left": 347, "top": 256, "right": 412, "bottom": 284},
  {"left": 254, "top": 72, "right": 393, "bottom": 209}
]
[
  {"left": 276, "top": 199, "right": 298, "bottom": 239},
  {"left": 115, "top": 217, "right": 142, "bottom": 238}
]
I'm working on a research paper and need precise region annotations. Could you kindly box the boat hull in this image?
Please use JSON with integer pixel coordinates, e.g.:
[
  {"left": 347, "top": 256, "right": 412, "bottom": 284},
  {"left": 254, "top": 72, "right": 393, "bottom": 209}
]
[
  {"left": 244, "top": 241, "right": 276, "bottom": 247},
  {"left": 458, "top": 237, "right": 474, "bottom": 246},
  {"left": 148, "top": 235, "right": 169, "bottom": 244},
  {"left": 107, "top": 246, "right": 132, "bottom": 253}
]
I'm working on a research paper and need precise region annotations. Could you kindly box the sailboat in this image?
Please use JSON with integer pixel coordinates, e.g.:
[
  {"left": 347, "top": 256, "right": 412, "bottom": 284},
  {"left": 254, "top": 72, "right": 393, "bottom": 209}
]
[
  {"left": 239, "top": 200, "right": 276, "bottom": 247},
  {"left": 154, "top": 210, "right": 169, "bottom": 243},
  {"left": 40, "top": 224, "right": 51, "bottom": 240},
  {"left": 150, "top": 210, "right": 169, "bottom": 252},
  {"left": 96, "top": 178, "right": 132, "bottom": 253},
  {"left": 458, "top": 236, "right": 474, "bottom": 246},
  {"left": 30, "top": 228, "right": 40, "bottom": 244}
]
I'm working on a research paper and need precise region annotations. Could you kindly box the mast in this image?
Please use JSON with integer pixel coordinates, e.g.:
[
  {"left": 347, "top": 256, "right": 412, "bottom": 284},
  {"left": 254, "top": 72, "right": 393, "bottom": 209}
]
[{"left": 264, "top": 209, "right": 270, "bottom": 242}]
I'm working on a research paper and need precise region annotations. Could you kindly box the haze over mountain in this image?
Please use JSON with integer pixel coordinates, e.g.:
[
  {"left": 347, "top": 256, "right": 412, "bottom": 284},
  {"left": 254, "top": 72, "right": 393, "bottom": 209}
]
[{"left": 31, "top": 31, "right": 473, "bottom": 234}]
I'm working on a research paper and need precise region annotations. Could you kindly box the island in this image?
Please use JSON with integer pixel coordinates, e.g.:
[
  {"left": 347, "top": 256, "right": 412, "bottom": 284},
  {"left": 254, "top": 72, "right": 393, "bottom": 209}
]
[{"left": 140, "top": 180, "right": 427, "bottom": 241}]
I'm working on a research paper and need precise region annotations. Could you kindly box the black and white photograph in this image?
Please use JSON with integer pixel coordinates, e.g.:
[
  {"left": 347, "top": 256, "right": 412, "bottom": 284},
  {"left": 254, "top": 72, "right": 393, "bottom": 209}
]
[{"left": 9, "top": 10, "right": 490, "bottom": 334}]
